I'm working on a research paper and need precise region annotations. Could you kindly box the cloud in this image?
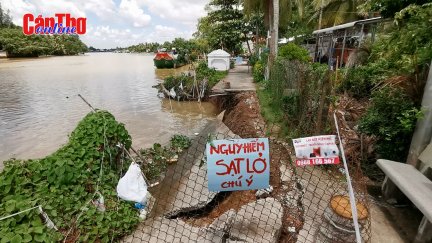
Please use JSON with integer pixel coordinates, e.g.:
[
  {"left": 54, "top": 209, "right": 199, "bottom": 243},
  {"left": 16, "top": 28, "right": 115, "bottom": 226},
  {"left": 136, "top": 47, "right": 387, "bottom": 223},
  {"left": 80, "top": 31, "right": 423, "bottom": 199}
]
[
  {"left": 144, "top": 25, "right": 194, "bottom": 43},
  {"left": 81, "top": 25, "right": 142, "bottom": 47},
  {"left": 119, "top": 0, "right": 151, "bottom": 27},
  {"left": 82, "top": 0, "right": 116, "bottom": 21},
  {"left": 0, "top": 0, "right": 210, "bottom": 48},
  {"left": 142, "top": 0, "right": 207, "bottom": 25}
]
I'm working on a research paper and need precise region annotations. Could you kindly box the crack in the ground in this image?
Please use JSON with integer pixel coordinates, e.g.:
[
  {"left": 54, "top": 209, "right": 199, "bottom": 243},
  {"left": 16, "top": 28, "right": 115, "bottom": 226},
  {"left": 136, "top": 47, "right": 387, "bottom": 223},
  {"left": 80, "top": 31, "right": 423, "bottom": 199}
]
[{"left": 165, "top": 191, "right": 231, "bottom": 219}]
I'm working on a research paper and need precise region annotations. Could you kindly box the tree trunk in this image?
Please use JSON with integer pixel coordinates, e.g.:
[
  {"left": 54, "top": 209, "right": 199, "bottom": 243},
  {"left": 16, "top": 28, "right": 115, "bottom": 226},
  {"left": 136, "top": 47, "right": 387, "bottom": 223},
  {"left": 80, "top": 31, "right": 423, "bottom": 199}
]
[
  {"left": 273, "top": 0, "right": 279, "bottom": 57},
  {"left": 267, "top": 0, "right": 275, "bottom": 67},
  {"left": 267, "top": 0, "right": 279, "bottom": 70}
]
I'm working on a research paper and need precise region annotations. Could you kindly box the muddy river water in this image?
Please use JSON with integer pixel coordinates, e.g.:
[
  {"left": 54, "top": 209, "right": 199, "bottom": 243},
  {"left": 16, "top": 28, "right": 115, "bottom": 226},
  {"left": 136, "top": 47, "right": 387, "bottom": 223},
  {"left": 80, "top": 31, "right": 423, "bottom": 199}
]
[{"left": 0, "top": 53, "right": 218, "bottom": 169}]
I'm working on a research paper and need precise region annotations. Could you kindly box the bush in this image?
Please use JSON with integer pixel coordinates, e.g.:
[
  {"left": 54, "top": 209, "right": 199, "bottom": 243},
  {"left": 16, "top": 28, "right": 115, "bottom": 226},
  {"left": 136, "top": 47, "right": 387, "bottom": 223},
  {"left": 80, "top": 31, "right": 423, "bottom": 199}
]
[
  {"left": 164, "top": 74, "right": 194, "bottom": 91},
  {"left": 253, "top": 60, "right": 265, "bottom": 82},
  {"left": 282, "top": 90, "right": 300, "bottom": 118},
  {"left": 338, "top": 60, "right": 391, "bottom": 99},
  {"left": 0, "top": 111, "right": 138, "bottom": 242},
  {"left": 249, "top": 53, "right": 259, "bottom": 67},
  {"left": 368, "top": 3, "right": 432, "bottom": 75},
  {"left": 139, "top": 135, "right": 192, "bottom": 183},
  {"left": 278, "top": 43, "right": 310, "bottom": 62},
  {"left": 359, "top": 87, "right": 422, "bottom": 161},
  {"left": 195, "top": 61, "right": 227, "bottom": 88}
]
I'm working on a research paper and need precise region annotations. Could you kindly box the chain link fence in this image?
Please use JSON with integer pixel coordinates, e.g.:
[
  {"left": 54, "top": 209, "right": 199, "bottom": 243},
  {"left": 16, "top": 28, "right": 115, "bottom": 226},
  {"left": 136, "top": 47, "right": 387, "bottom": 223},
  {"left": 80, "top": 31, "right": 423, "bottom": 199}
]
[
  {"left": 120, "top": 80, "right": 371, "bottom": 243},
  {"left": 0, "top": 59, "right": 372, "bottom": 242}
]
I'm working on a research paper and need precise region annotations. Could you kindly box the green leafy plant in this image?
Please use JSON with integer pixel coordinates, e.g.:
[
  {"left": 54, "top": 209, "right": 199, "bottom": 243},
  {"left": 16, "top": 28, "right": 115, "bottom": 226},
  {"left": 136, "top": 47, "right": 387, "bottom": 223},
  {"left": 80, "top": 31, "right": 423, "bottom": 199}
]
[
  {"left": 139, "top": 135, "right": 192, "bottom": 183},
  {"left": 195, "top": 61, "right": 228, "bottom": 88},
  {"left": 369, "top": 3, "right": 432, "bottom": 75},
  {"left": 170, "top": 135, "right": 192, "bottom": 151},
  {"left": 338, "top": 60, "right": 391, "bottom": 99},
  {"left": 0, "top": 111, "right": 138, "bottom": 242},
  {"left": 253, "top": 60, "right": 265, "bottom": 82},
  {"left": 359, "top": 87, "right": 422, "bottom": 161},
  {"left": 278, "top": 43, "right": 310, "bottom": 62}
]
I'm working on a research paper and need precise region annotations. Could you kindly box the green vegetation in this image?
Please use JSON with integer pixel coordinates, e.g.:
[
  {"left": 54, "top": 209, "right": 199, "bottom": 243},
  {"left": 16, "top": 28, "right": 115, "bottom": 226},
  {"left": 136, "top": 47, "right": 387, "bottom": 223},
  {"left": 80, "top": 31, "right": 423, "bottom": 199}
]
[
  {"left": 195, "top": 0, "right": 251, "bottom": 55},
  {"left": 338, "top": 60, "right": 391, "bottom": 99},
  {"left": 0, "top": 28, "right": 88, "bottom": 57},
  {"left": 128, "top": 38, "right": 206, "bottom": 64},
  {"left": 359, "top": 87, "right": 422, "bottom": 161},
  {"left": 0, "top": 6, "right": 87, "bottom": 57},
  {"left": 278, "top": 43, "right": 310, "bottom": 62},
  {"left": 139, "top": 135, "right": 192, "bottom": 183},
  {"left": 253, "top": 60, "right": 265, "bottom": 83},
  {"left": 127, "top": 42, "right": 160, "bottom": 53},
  {"left": 0, "top": 111, "right": 138, "bottom": 242},
  {"left": 371, "top": 3, "right": 432, "bottom": 75},
  {"left": 0, "top": 2, "right": 14, "bottom": 29},
  {"left": 253, "top": 43, "right": 329, "bottom": 137},
  {"left": 250, "top": 1, "right": 432, "bottom": 177},
  {"left": 0, "top": 109, "right": 194, "bottom": 242},
  {"left": 159, "top": 62, "right": 227, "bottom": 100},
  {"left": 362, "top": 0, "right": 432, "bottom": 18},
  {"left": 170, "top": 135, "right": 192, "bottom": 151},
  {"left": 195, "top": 61, "right": 229, "bottom": 88},
  {"left": 336, "top": 2, "right": 432, "bottom": 165}
]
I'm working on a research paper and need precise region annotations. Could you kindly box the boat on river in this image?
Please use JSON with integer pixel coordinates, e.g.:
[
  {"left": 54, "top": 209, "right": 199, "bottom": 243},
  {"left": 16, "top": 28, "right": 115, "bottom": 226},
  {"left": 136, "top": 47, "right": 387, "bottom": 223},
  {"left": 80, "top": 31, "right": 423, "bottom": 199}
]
[{"left": 153, "top": 48, "right": 186, "bottom": 69}]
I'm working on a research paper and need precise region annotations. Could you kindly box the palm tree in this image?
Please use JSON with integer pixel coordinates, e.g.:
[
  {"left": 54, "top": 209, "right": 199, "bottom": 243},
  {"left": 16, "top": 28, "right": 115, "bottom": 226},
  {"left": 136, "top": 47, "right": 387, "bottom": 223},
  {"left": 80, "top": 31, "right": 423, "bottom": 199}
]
[
  {"left": 311, "top": 0, "right": 365, "bottom": 28},
  {"left": 243, "top": 0, "right": 307, "bottom": 29},
  {"left": 243, "top": 0, "right": 287, "bottom": 64}
]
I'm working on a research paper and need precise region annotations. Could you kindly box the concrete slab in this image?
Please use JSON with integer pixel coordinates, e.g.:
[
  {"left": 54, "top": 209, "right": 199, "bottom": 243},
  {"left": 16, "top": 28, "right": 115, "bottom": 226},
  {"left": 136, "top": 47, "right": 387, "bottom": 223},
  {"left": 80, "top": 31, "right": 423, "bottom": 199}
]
[
  {"left": 212, "top": 65, "right": 255, "bottom": 94},
  {"left": 370, "top": 204, "right": 405, "bottom": 243},
  {"left": 377, "top": 159, "right": 432, "bottom": 221},
  {"left": 229, "top": 198, "right": 283, "bottom": 243}
]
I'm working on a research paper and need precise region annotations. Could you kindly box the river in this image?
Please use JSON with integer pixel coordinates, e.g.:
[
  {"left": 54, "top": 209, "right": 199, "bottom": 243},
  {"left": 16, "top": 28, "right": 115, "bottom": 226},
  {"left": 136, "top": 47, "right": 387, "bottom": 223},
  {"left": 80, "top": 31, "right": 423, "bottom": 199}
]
[{"left": 0, "top": 53, "right": 218, "bottom": 169}]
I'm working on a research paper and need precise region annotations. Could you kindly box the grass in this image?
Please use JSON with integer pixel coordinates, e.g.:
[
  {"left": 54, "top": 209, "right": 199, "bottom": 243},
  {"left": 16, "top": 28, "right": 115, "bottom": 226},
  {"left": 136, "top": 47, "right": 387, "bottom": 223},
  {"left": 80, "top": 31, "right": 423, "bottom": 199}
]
[
  {"left": 257, "top": 87, "right": 283, "bottom": 124},
  {"left": 207, "top": 71, "right": 228, "bottom": 88},
  {"left": 256, "top": 85, "right": 294, "bottom": 139}
]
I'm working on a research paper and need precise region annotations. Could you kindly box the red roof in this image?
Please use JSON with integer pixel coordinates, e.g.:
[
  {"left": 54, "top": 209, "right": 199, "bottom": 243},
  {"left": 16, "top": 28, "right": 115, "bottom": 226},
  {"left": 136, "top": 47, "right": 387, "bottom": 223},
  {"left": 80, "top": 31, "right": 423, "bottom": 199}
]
[{"left": 154, "top": 52, "right": 174, "bottom": 61}]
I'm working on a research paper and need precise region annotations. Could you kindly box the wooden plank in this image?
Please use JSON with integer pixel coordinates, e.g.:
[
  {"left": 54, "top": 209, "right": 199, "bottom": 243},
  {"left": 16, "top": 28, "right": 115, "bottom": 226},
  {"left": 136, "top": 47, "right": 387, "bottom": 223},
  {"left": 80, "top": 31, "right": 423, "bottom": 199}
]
[{"left": 377, "top": 159, "right": 432, "bottom": 221}]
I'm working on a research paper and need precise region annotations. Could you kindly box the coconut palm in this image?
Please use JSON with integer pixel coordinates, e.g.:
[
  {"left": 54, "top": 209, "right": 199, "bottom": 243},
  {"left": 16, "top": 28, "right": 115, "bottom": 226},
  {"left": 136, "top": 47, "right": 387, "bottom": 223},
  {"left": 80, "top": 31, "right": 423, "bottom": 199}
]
[
  {"left": 243, "top": 0, "right": 308, "bottom": 28},
  {"left": 311, "top": 0, "right": 365, "bottom": 28}
]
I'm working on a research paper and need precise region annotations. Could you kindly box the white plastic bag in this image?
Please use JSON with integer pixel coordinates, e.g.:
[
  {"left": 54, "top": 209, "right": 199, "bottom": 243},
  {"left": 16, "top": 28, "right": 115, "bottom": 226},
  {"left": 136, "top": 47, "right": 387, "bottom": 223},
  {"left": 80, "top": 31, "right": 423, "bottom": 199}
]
[{"left": 116, "top": 163, "right": 148, "bottom": 203}]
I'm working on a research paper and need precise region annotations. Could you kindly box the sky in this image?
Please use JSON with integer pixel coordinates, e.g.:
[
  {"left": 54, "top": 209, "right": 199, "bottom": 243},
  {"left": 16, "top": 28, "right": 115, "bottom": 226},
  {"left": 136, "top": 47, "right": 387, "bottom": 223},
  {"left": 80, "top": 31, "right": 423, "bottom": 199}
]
[{"left": 0, "top": 0, "right": 210, "bottom": 48}]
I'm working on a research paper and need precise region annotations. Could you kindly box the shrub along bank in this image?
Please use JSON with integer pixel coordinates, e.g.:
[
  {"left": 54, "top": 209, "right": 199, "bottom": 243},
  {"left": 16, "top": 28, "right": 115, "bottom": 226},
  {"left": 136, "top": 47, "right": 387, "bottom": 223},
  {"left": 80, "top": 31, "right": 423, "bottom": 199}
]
[
  {"left": 158, "top": 61, "right": 227, "bottom": 101},
  {"left": 0, "top": 110, "right": 193, "bottom": 242},
  {"left": 0, "top": 111, "right": 137, "bottom": 242}
]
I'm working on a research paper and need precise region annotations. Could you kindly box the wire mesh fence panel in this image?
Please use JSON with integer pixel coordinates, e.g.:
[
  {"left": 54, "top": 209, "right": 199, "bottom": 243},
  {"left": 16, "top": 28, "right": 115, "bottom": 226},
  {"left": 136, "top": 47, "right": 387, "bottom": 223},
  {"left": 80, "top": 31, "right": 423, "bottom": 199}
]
[
  {"left": 118, "top": 58, "right": 371, "bottom": 243},
  {"left": 122, "top": 112, "right": 293, "bottom": 243},
  {"left": 117, "top": 95, "right": 371, "bottom": 243},
  {"left": 264, "top": 59, "right": 371, "bottom": 243}
]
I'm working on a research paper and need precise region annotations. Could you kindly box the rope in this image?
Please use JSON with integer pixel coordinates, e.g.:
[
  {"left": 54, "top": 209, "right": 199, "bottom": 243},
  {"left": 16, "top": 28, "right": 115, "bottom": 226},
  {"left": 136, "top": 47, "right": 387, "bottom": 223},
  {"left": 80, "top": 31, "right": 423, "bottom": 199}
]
[
  {"left": 0, "top": 205, "right": 58, "bottom": 231},
  {"left": 0, "top": 206, "right": 39, "bottom": 221}
]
